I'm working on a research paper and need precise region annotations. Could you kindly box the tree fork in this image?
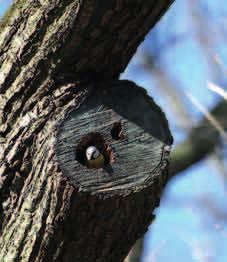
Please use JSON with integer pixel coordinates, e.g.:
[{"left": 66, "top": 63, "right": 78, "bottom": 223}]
[{"left": 0, "top": 0, "right": 173, "bottom": 261}]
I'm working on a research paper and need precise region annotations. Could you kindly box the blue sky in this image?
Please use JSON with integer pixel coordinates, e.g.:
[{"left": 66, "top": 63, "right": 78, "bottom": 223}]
[
  {"left": 123, "top": 1, "right": 227, "bottom": 261},
  {"left": 1, "top": 1, "right": 227, "bottom": 261},
  {"left": 0, "top": 0, "right": 11, "bottom": 16},
  {"left": 125, "top": 0, "right": 227, "bottom": 262}
]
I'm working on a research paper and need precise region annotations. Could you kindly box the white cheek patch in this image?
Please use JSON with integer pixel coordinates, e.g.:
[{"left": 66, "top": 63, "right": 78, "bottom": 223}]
[{"left": 86, "top": 152, "right": 92, "bottom": 160}]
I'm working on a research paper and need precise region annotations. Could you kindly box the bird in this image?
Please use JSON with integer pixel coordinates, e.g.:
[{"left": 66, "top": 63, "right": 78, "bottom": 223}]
[{"left": 86, "top": 146, "right": 105, "bottom": 169}]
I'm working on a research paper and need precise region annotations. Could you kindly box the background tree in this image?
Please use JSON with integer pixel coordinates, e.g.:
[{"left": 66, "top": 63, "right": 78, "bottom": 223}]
[{"left": 124, "top": 0, "right": 227, "bottom": 261}]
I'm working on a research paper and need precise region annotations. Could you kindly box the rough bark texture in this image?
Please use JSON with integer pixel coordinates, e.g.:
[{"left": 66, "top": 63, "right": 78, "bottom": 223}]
[{"left": 0, "top": 0, "right": 173, "bottom": 261}]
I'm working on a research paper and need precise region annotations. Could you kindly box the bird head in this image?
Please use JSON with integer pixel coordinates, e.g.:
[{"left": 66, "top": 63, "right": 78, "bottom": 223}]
[{"left": 86, "top": 146, "right": 100, "bottom": 161}]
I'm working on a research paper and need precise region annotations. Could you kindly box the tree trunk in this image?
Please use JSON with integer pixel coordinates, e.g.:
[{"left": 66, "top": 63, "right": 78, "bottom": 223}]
[{"left": 0, "top": 1, "right": 173, "bottom": 261}]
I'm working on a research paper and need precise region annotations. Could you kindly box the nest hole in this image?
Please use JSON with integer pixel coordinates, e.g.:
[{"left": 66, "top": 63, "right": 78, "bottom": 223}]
[
  {"left": 75, "top": 132, "right": 115, "bottom": 168},
  {"left": 110, "top": 121, "right": 125, "bottom": 140}
]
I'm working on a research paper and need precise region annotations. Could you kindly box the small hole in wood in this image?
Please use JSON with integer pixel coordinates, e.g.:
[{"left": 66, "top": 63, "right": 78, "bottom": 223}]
[
  {"left": 75, "top": 132, "right": 115, "bottom": 169},
  {"left": 111, "top": 121, "right": 125, "bottom": 140}
]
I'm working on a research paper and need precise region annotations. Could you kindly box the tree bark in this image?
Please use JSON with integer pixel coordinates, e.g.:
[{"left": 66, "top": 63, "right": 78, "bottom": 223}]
[{"left": 0, "top": 1, "right": 173, "bottom": 261}]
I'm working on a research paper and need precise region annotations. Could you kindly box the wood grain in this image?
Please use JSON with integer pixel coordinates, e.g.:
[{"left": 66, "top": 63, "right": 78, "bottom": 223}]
[{"left": 57, "top": 81, "right": 172, "bottom": 196}]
